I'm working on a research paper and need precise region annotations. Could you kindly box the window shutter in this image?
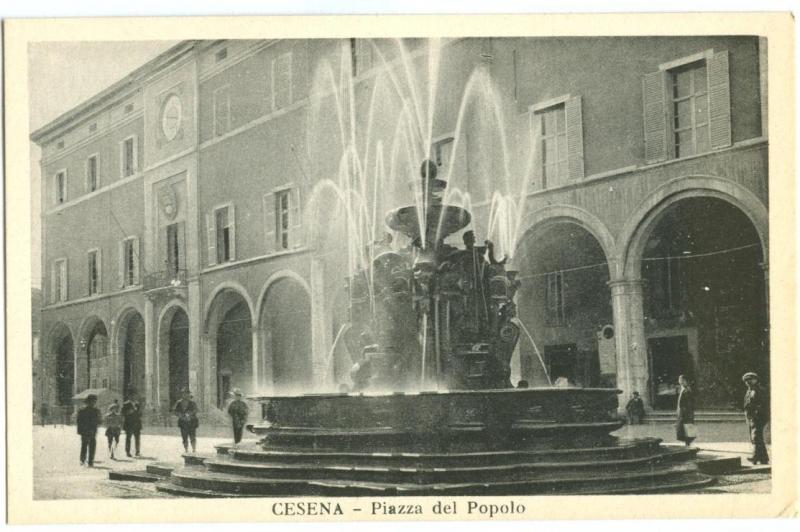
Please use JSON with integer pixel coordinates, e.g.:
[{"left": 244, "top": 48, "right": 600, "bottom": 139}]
[
  {"left": 61, "top": 259, "right": 68, "bottom": 301},
  {"left": 177, "top": 222, "right": 186, "bottom": 273},
  {"left": 118, "top": 140, "right": 124, "bottom": 178},
  {"left": 133, "top": 237, "right": 141, "bottom": 284},
  {"left": 96, "top": 249, "right": 102, "bottom": 294},
  {"left": 528, "top": 112, "right": 544, "bottom": 187},
  {"left": 642, "top": 70, "right": 668, "bottom": 163},
  {"left": 707, "top": 51, "right": 732, "bottom": 150},
  {"left": 206, "top": 214, "right": 217, "bottom": 266},
  {"left": 565, "top": 96, "right": 585, "bottom": 180},
  {"left": 50, "top": 263, "right": 57, "bottom": 304},
  {"left": 228, "top": 204, "right": 237, "bottom": 261},
  {"left": 290, "top": 187, "right": 303, "bottom": 248},
  {"left": 118, "top": 241, "right": 125, "bottom": 288},
  {"left": 87, "top": 254, "right": 92, "bottom": 296},
  {"left": 263, "top": 193, "right": 276, "bottom": 253},
  {"left": 132, "top": 135, "right": 139, "bottom": 173}
]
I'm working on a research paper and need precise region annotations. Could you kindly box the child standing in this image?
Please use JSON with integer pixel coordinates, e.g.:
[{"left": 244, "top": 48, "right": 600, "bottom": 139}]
[{"left": 104, "top": 403, "right": 123, "bottom": 459}]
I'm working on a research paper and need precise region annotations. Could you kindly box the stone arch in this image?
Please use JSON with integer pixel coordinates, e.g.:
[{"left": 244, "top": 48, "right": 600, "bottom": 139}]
[
  {"left": 113, "top": 306, "right": 146, "bottom": 399},
  {"left": 204, "top": 285, "right": 254, "bottom": 407},
  {"left": 256, "top": 271, "right": 313, "bottom": 394},
  {"left": 511, "top": 208, "right": 616, "bottom": 389},
  {"left": 76, "top": 315, "right": 109, "bottom": 392},
  {"left": 157, "top": 300, "right": 190, "bottom": 409},
  {"left": 511, "top": 205, "right": 618, "bottom": 275},
  {"left": 618, "top": 175, "right": 768, "bottom": 279},
  {"left": 46, "top": 322, "right": 75, "bottom": 406},
  {"left": 203, "top": 282, "right": 256, "bottom": 332}
]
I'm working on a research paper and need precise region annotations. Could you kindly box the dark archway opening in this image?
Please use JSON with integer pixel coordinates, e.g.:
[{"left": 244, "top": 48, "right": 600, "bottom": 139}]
[
  {"left": 83, "top": 320, "right": 109, "bottom": 390},
  {"left": 216, "top": 300, "right": 252, "bottom": 407},
  {"left": 121, "top": 312, "right": 146, "bottom": 398},
  {"left": 262, "top": 279, "right": 312, "bottom": 393},
  {"left": 515, "top": 223, "right": 613, "bottom": 387},
  {"left": 168, "top": 308, "right": 190, "bottom": 407},
  {"left": 53, "top": 328, "right": 74, "bottom": 406},
  {"left": 641, "top": 197, "right": 766, "bottom": 409}
]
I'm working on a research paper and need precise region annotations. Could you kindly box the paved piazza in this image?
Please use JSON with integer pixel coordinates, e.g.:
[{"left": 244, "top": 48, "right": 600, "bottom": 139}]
[{"left": 32, "top": 423, "right": 770, "bottom": 499}]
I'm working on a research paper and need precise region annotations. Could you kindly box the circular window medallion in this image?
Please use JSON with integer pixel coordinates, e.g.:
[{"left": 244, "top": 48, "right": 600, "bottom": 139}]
[{"left": 161, "top": 94, "right": 182, "bottom": 141}]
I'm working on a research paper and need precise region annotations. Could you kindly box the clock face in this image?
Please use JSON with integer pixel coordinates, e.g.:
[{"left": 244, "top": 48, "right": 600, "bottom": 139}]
[{"left": 161, "top": 94, "right": 182, "bottom": 141}]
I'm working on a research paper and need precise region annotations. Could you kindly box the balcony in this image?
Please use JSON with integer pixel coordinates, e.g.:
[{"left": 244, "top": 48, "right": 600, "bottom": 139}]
[{"left": 143, "top": 268, "right": 188, "bottom": 294}]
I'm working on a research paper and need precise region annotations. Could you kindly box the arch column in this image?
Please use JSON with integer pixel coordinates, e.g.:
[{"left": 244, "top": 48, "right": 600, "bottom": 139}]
[
  {"left": 188, "top": 281, "right": 202, "bottom": 406},
  {"left": 609, "top": 278, "right": 649, "bottom": 408},
  {"left": 144, "top": 299, "right": 157, "bottom": 405}
]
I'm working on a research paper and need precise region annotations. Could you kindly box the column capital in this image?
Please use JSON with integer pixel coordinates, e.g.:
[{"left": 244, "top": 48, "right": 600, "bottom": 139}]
[{"left": 607, "top": 278, "right": 644, "bottom": 295}]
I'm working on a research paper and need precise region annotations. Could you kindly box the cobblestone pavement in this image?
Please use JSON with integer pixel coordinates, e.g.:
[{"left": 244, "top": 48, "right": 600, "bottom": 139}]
[{"left": 33, "top": 422, "right": 771, "bottom": 499}]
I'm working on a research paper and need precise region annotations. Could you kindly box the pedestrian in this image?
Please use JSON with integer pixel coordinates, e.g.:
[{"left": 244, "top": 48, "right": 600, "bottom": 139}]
[
  {"left": 76, "top": 394, "right": 101, "bottom": 467},
  {"left": 626, "top": 391, "right": 646, "bottom": 425},
  {"left": 227, "top": 388, "right": 249, "bottom": 446},
  {"left": 104, "top": 403, "right": 123, "bottom": 459},
  {"left": 174, "top": 388, "right": 199, "bottom": 454},
  {"left": 39, "top": 401, "right": 50, "bottom": 427},
  {"left": 742, "top": 372, "right": 769, "bottom": 465},
  {"left": 675, "top": 375, "right": 696, "bottom": 446},
  {"left": 121, "top": 393, "right": 142, "bottom": 457}
]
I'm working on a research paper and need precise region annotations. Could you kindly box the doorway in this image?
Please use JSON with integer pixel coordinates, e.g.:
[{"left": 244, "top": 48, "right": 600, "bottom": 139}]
[{"left": 648, "top": 335, "right": 692, "bottom": 410}]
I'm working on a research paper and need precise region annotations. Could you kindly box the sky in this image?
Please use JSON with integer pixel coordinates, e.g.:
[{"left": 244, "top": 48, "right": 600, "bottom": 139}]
[{"left": 29, "top": 41, "right": 177, "bottom": 287}]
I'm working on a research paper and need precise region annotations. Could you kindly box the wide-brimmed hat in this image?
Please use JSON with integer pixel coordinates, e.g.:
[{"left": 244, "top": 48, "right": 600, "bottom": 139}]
[
  {"left": 85, "top": 394, "right": 98, "bottom": 403},
  {"left": 742, "top": 372, "right": 759, "bottom": 382},
  {"left": 108, "top": 403, "right": 120, "bottom": 412},
  {"left": 232, "top": 388, "right": 243, "bottom": 397}
]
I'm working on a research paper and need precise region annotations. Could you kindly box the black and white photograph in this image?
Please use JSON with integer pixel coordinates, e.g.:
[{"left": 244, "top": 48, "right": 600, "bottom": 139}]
[{"left": 4, "top": 11, "right": 796, "bottom": 524}]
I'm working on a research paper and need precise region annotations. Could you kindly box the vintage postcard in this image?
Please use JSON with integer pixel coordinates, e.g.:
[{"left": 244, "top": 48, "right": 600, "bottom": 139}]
[{"left": 4, "top": 12, "right": 797, "bottom": 524}]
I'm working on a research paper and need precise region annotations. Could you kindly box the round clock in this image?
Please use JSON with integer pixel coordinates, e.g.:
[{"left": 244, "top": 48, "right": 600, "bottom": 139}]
[{"left": 161, "top": 94, "right": 182, "bottom": 141}]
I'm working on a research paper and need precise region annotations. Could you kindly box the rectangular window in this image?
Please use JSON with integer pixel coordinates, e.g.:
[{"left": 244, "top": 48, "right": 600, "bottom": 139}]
[
  {"left": 121, "top": 136, "right": 137, "bottom": 177},
  {"left": 545, "top": 271, "right": 566, "bottom": 325},
  {"left": 670, "top": 61, "right": 710, "bottom": 158},
  {"left": 275, "top": 190, "right": 291, "bottom": 250},
  {"left": 534, "top": 104, "right": 568, "bottom": 187},
  {"left": 121, "top": 237, "right": 139, "bottom": 287},
  {"left": 213, "top": 85, "right": 231, "bottom": 136},
  {"left": 86, "top": 155, "right": 98, "bottom": 192},
  {"left": 55, "top": 170, "right": 66, "bottom": 204},
  {"left": 272, "top": 52, "right": 293, "bottom": 110},
  {"left": 52, "top": 259, "right": 68, "bottom": 303},
  {"left": 215, "top": 207, "right": 232, "bottom": 263},
  {"left": 350, "top": 38, "right": 373, "bottom": 77},
  {"left": 87, "top": 250, "right": 100, "bottom": 295},
  {"left": 166, "top": 223, "right": 180, "bottom": 274}
]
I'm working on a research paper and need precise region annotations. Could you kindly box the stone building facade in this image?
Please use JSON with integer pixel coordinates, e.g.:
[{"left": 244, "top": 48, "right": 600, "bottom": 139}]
[{"left": 33, "top": 36, "right": 768, "bottom": 417}]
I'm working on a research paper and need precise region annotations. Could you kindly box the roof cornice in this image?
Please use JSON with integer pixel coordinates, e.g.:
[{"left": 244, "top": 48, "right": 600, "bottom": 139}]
[{"left": 30, "top": 40, "right": 199, "bottom": 145}]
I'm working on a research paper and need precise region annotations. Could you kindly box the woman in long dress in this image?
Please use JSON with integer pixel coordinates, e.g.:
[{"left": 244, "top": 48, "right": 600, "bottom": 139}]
[{"left": 675, "top": 374, "right": 696, "bottom": 446}]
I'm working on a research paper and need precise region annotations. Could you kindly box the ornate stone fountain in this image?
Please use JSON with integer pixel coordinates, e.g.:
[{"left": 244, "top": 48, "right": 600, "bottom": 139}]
[{"left": 152, "top": 161, "right": 713, "bottom": 497}]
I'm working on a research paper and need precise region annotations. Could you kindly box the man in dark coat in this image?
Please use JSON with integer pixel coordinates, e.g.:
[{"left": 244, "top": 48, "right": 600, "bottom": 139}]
[
  {"left": 174, "top": 388, "right": 199, "bottom": 453},
  {"left": 76, "top": 394, "right": 101, "bottom": 466},
  {"left": 675, "top": 375, "right": 695, "bottom": 446},
  {"left": 742, "top": 372, "right": 769, "bottom": 464},
  {"left": 121, "top": 393, "right": 142, "bottom": 457},
  {"left": 227, "top": 389, "right": 249, "bottom": 446}
]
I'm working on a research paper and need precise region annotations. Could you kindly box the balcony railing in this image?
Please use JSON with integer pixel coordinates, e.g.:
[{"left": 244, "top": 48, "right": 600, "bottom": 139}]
[{"left": 143, "top": 268, "right": 187, "bottom": 292}]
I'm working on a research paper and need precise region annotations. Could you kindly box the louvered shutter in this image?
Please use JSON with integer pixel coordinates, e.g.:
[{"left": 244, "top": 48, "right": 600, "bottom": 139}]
[
  {"left": 707, "top": 51, "right": 732, "bottom": 150},
  {"left": 263, "top": 193, "right": 276, "bottom": 253},
  {"left": 96, "top": 250, "right": 102, "bottom": 294},
  {"left": 177, "top": 222, "right": 186, "bottom": 273},
  {"left": 228, "top": 204, "right": 236, "bottom": 261},
  {"left": 118, "top": 241, "right": 125, "bottom": 288},
  {"left": 50, "top": 263, "right": 57, "bottom": 303},
  {"left": 87, "top": 254, "right": 92, "bottom": 296},
  {"left": 290, "top": 187, "right": 303, "bottom": 248},
  {"left": 642, "top": 70, "right": 668, "bottom": 163},
  {"left": 528, "top": 111, "right": 544, "bottom": 187},
  {"left": 206, "top": 214, "right": 217, "bottom": 266},
  {"left": 565, "top": 96, "right": 585, "bottom": 180},
  {"left": 132, "top": 237, "right": 141, "bottom": 285},
  {"left": 60, "top": 259, "right": 68, "bottom": 301}
]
